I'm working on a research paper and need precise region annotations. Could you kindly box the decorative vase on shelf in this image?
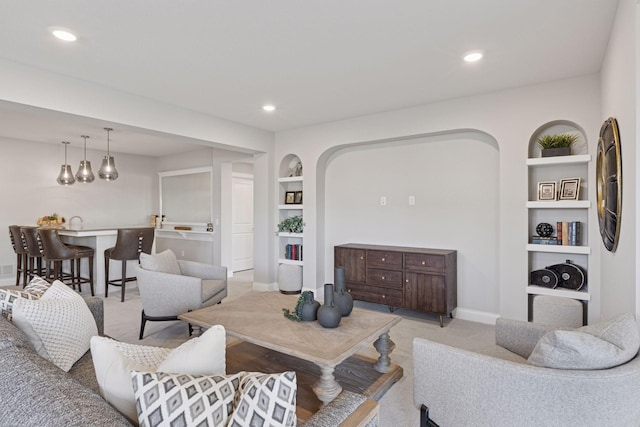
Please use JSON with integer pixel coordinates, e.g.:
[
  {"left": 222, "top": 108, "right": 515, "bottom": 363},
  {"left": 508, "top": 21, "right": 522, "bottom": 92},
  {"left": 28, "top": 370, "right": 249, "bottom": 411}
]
[
  {"left": 300, "top": 291, "right": 320, "bottom": 321},
  {"left": 333, "top": 267, "right": 353, "bottom": 316},
  {"left": 317, "top": 284, "right": 342, "bottom": 328}
]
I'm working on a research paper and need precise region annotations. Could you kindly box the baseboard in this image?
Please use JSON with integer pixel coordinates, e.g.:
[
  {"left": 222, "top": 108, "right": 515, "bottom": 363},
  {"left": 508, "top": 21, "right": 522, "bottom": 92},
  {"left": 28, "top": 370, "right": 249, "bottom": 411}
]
[
  {"left": 454, "top": 308, "right": 499, "bottom": 325},
  {"left": 0, "top": 277, "right": 14, "bottom": 286}
]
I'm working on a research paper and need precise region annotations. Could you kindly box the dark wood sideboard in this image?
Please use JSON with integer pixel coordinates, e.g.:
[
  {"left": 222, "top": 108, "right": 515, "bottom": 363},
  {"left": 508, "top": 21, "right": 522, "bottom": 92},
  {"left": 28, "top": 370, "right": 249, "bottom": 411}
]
[{"left": 334, "top": 243, "right": 457, "bottom": 327}]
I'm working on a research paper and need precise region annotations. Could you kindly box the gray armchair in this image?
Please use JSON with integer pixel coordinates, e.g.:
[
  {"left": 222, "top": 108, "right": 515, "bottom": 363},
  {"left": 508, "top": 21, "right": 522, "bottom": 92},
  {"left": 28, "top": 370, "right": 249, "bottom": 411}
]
[
  {"left": 136, "top": 260, "right": 227, "bottom": 339},
  {"left": 413, "top": 317, "right": 640, "bottom": 427}
]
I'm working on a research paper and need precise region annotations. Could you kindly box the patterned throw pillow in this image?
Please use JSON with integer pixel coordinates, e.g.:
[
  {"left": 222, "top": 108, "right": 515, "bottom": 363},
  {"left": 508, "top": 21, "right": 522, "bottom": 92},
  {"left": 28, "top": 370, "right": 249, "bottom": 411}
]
[
  {"left": 229, "top": 371, "right": 297, "bottom": 427},
  {"left": 0, "top": 276, "right": 52, "bottom": 320},
  {"left": 11, "top": 280, "right": 98, "bottom": 371},
  {"left": 131, "top": 371, "right": 243, "bottom": 427},
  {"left": 23, "top": 275, "right": 53, "bottom": 297},
  {"left": 0, "top": 289, "right": 38, "bottom": 320}
]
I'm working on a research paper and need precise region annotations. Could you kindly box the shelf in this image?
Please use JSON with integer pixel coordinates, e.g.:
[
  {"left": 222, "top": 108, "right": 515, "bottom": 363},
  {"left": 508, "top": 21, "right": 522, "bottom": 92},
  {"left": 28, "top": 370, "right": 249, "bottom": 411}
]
[
  {"left": 526, "top": 244, "right": 590, "bottom": 254},
  {"left": 278, "top": 232, "right": 303, "bottom": 238},
  {"left": 526, "top": 200, "right": 590, "bottom": 209},
  {"left": 527, "top": 286, "right": 590, "bottom": 301},
  {"left": 278, "top": 176, "right": 303, "bottom": 183},
  {"left": 279, "top": 204, "right": 303, "bottom": 210},
  {"left": 278, "top": 259, "right": 303, "bottom": 266},
  {"left": 526, "top": 154, "right": 591, "bottom": 166}
]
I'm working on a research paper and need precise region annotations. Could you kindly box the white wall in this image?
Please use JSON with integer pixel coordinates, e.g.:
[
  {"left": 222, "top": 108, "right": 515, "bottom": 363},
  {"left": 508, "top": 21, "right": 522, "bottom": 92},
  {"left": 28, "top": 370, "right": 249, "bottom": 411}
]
[
  {"left": 599, "top": 0, "right": 638, "bottom": 319},
  {"left": 275, "top": 74, "right": 601, "bottom": 322},
  {"left": 0, "top": 137, "right": 156, "bottom": 282},
  {"left": 324, "top": 133, "right": 500, "bottom": 314}
]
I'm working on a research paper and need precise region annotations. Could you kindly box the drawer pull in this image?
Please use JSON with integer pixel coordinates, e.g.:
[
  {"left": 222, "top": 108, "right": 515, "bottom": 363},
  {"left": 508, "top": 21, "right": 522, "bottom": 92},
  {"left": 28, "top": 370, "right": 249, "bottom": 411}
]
[
  {"left": 382, "top": 294, "right": 386, "bottom": 299},
  {"left": 360, "top": 256, "right": 364, "bottom": 260},
  {"left": 381, "top": 257, "right": 386, "bottom": 262},
  {"left": 381, "top": 276, "right": 385, "bottom": 280},
  {"left": 406, "top": 279, "right": 409, "bottom": 283},
  {"left": 421, "top": 260, "right": 426, "bottom": 265},
  {"left": 347, "top": 289, "right": 351, "bottom": 293}
]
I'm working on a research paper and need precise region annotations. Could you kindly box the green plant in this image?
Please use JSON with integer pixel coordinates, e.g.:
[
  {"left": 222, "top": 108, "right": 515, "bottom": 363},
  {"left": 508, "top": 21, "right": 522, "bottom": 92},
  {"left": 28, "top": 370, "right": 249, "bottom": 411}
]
[
  {"left": 282, "top": 291, "right": 313, "bottom": 321},
  {"left": 536, "top": 133, "right": 579, "bottom": 150},
  {"left": 277, "top": 215, "right": 304, "bottom": 233}
]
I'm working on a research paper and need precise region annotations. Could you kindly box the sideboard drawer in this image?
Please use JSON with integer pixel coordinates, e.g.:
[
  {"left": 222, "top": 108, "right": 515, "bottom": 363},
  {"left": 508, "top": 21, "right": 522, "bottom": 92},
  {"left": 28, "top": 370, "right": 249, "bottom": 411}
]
[
  {"left": 366, "top": 268, "right": 403, "bottom": 289},
  {"left": 405, "top": 253, "right": 446, "bottom": 274},
  {"left": 367, "top": 250, "right": 403, "bottom": 269},
  {"left": 346, "top": 283, "right": 403, "bottom": 307}
]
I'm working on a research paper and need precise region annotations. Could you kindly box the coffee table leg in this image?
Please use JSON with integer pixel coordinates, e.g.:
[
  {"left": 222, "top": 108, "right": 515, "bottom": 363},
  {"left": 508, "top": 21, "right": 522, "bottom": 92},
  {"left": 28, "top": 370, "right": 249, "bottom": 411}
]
[
  {"left": 373, "top": 331, "right": 396, "bottom": 373},
  {"left": 312, "top": 364, "right": 343, "bottom": 406}
]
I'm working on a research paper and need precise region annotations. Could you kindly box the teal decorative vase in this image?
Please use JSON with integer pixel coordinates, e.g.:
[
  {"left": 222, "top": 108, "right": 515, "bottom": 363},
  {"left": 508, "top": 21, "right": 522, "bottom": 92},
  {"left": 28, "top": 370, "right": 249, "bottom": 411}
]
[
  {"left": 317, "top": 284, "right": 341, "bottom": 328},
  {"left": 300, "top": 291, "right": 320, "bottom": 321},
  {"left": 333, "top": 267, "right": 353, "bottom": 316}
]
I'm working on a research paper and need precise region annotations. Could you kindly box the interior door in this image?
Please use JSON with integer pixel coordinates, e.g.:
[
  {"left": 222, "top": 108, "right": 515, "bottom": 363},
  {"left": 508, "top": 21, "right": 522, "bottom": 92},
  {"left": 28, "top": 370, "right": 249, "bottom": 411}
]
[{"left": 232, "top": 175, "right": 254, "bottom": 272}]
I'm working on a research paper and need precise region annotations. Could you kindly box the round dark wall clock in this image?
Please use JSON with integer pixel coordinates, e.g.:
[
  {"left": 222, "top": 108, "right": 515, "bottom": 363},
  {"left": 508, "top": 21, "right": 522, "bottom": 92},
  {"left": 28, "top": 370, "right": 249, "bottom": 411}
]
[{"left": 596, "top": 117, "right": 622, "bottom": 252}]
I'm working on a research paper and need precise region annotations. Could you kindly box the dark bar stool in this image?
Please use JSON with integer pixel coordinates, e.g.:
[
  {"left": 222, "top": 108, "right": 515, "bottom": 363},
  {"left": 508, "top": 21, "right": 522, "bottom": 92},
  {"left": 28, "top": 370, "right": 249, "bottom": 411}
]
[
  {"left": 21, "top": 226, "right": 48, "bottom": 281},
  {"left": 105, "top": 227, "right": 155, "bottom": 302},
  {"left": 8, "top": 225, "right": 28, "bottom": 287},
  {"left": 37, "top": 228, "right": 95, "bottom": 296}
]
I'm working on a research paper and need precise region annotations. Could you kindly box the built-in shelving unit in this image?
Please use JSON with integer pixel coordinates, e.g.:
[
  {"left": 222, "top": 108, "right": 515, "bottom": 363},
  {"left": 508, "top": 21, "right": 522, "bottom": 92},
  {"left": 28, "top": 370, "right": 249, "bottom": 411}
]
[
  {"left": 277, "top": 156, "right": 304, "bottom": 291},
  {"left": 526, "top": 122, "right": 591, "bottom": 323}
]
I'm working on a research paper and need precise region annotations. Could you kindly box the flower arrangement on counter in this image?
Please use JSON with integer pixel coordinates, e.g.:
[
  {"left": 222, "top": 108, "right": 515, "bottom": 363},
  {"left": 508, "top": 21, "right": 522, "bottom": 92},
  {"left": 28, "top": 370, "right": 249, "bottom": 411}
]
[{"left": 37, "top": 213, "right": 66, "bottom": 228}]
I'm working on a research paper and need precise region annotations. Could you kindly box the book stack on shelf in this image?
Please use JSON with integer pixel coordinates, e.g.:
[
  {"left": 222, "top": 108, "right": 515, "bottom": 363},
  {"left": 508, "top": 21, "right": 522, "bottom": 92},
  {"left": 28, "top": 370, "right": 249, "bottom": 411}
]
[
  {"left": 531, "top": 221, "right": 581, "bottom": 246},
  {"left": 285, "top": 244, "right": 303, "bottom": 261}
]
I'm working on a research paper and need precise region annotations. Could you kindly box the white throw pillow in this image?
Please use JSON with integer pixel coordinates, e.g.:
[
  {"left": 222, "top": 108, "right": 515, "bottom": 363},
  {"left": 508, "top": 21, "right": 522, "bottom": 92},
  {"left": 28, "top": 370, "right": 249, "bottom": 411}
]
[
  {"left": 528, "top": 312, "right": 640, "bottom": 369},
  {"left": 228, "top": 371, "right": 297, "bottom": 427},
  {"left": 131, "top": 371, "right": 243, "bottom": 427},
  {"left": 139, "top": 249, "right": 182, "bottom": 275},
  {"left": 11, "top": 280, "right": 98, "bottom": 372},
  {"left": 91, "top": 325, "right": 227, "bottom": 423}
]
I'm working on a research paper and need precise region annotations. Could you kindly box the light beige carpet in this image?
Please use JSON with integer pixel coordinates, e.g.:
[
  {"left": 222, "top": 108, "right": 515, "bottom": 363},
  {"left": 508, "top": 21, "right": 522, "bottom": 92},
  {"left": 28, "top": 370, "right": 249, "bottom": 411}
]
[{"left": 98, "top": 270, "right": 520, "bottom": 427}]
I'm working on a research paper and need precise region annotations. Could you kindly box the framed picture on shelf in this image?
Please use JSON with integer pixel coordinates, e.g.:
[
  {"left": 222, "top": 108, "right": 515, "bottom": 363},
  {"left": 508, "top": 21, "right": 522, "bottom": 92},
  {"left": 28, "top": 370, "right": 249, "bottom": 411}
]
[
  {"left": 284, "top": 191, "right": 296, "bottom": 204},
  {"left": 294, "top": 191, "right": 303, "bottom": 204},
  {"left": 537, "top": 181, "right": 557, "bottom": 201},
  {"left": 559, "top": 178, "right": 581, "bottom": 200}
]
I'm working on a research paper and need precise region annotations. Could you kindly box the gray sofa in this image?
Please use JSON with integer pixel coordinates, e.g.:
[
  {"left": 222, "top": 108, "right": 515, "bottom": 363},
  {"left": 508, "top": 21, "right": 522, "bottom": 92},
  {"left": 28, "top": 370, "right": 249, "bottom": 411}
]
[
  {"left": 0, "top": 295, "right": 377, "bottom": 427},
  {"left": 413, "top": 317, "right": 640, "bottom": 427}
]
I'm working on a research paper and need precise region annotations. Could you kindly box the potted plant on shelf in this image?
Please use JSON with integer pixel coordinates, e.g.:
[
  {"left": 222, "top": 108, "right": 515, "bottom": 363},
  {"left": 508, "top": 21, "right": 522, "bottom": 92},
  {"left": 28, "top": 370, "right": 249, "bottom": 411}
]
[
  {"left": 537, "top": 133, "right": 579, "bottom": 157},
  {"left": 277, "top": 215, "right": 304, "bottom": 234}
]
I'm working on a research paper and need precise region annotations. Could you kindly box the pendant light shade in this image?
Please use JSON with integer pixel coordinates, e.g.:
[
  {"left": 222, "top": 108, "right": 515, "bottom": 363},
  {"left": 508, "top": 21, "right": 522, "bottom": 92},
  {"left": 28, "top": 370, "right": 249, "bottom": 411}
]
[
  {"left": 98, "top": 127, "right": 118, "bottom": 181},
  {"left": 56, "top": 141, "right": 75, "bottom": 185},
  {"left": 75, "top": 135, "right": 95, "bottom": 183}
]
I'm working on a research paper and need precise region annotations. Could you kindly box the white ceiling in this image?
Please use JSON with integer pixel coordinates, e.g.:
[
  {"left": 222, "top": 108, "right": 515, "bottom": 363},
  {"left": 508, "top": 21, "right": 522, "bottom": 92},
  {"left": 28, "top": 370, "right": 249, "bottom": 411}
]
[{"left": 0, "top": 0, "right": 619, "bottom": 155}]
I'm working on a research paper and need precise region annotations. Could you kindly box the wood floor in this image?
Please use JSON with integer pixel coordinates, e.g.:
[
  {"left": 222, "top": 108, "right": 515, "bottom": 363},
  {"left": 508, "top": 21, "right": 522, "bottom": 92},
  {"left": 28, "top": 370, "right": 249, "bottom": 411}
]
[{"left": 226, "top": 340, "right": 403, "bottom": 421}]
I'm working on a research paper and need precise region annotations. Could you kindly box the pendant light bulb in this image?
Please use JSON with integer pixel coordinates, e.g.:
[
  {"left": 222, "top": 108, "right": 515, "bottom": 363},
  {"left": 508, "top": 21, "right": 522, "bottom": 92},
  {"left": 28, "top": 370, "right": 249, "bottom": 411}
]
[
  {"left": 99, "top": 127, "right": 119, "bottom": 181},
  {"left": 57, "top": 141, "right": 75, "bottom": 185},
  {"left": 75, "top": 135, "right": 95, "bottom": 183}
]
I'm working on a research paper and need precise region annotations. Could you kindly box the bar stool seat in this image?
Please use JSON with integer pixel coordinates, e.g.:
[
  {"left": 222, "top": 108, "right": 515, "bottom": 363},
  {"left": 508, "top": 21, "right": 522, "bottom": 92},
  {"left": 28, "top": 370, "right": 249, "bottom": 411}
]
[
  {"left": 105, "top": 227, "right": 155, "bottom": 302},
  {"left": 37, "top": 228, "right": 95, "bottom": 296},
  {"left": 21, "top": 226, "right": 49, "bottom": 282},
  {"left": 8, "top": 225, "right": 28, "bottom": 287}
]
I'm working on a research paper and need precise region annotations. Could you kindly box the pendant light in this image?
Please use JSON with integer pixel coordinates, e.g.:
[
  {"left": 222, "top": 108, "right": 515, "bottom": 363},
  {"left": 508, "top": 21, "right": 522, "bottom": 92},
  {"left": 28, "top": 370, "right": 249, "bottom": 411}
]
[
  {"left": 75, "top": 135, "right": 95, "bottom": 183},
  {"left": 56, "top": 141, "right": 75, "bottom": 185},
  {"left": 98, "top": 127, "right": 118, "bottom": 181}
]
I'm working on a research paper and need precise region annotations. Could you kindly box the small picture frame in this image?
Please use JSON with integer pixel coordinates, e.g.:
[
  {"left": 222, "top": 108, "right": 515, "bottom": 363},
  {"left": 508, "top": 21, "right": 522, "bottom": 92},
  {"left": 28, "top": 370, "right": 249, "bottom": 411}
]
[
  {"left": 537, "top": 181, "right": 557, "bottom": 201},
  {"left": 284, "top": 192, "right": 296, "bottom": 204},
  {"left": 294, "top": 191, "right": 303, "bottom": 204},
  {"left": 559, "top": 178, "right": 581, "bottom": 200}
]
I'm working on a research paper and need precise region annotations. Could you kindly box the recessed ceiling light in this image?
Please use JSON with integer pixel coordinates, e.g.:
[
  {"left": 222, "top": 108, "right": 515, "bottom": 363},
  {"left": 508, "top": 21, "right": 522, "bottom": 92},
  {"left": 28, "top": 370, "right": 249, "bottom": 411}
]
[
  {"left": 262, "top": 104, "right": 276, "bottom": 112},
  {"left": 463, "top": 51, "right": 483, "bottom": 62},
  {"left": 51, "top": 28, "right": 77, "bottom": 42}
]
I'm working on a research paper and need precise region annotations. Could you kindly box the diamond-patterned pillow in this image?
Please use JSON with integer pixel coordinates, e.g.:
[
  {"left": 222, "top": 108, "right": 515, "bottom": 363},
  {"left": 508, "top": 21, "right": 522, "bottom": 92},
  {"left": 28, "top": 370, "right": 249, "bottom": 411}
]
[
  {"left": 131, "top": 371, "right": 243, "bottom": 427},
  {"left": 0, "top": 276, "right": 52, "bottom": 320},
  {"left": 229, "top": 371, "right": 297, "bottom": 427}
]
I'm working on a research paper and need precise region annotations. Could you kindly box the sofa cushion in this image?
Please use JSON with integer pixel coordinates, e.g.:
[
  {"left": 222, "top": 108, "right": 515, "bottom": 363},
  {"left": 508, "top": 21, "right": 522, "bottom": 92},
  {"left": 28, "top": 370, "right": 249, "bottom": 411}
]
[
  {"left": 91, "top": 325, "right": 226, "bottom": 423},
  {"left": 528, "top": 312, "right": 640, "bottom": 369},
  {"left": 140, "top": 249, "right": 181, "bottom": 275},
  {"left": 11, "top": 280, "right": 98, "bottom": 372},
  {"left": 229, "top": 371, "right": 297, "bottom": 427},
  {"left": 131, "top": 371, "right": 243, "bottom": 427}
]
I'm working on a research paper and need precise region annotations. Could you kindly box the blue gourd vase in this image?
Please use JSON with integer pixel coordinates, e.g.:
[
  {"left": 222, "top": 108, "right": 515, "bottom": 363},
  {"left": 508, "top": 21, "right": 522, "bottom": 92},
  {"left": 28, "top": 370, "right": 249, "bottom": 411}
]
[
  {"left": 317, "top": 284, "right": 342, "bottom": 328},
  {"left": 333, "top": 266, "right": 353, "bottom": 316}
]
